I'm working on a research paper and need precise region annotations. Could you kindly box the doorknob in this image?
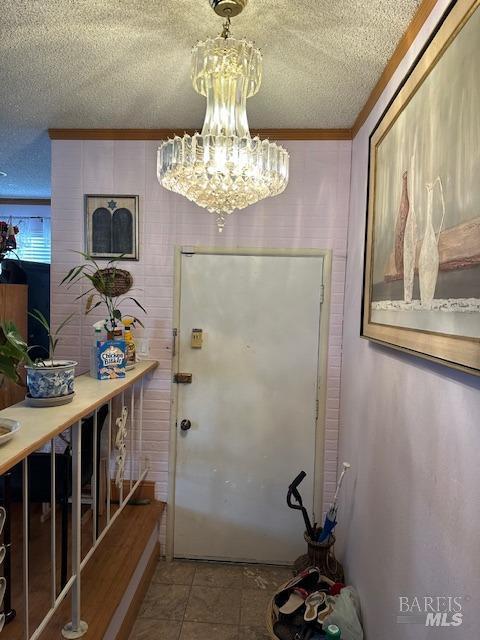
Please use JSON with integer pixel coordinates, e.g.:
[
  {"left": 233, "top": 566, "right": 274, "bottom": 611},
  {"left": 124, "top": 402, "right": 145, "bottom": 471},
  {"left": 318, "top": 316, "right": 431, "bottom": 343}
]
[{"left": 180, "top": 419, "right": 192, "bottom": 431}]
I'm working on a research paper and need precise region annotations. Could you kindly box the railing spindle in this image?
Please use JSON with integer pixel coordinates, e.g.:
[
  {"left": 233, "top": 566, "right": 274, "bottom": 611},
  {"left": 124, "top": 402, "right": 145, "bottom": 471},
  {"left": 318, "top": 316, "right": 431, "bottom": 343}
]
[
  {"left": 22, "top": 458, "right": 29, "bottom": 640},
  {"left": 50, "top": 441, "right": 56, "bottom": 606},
  {"left": 106, "top": 399, "right": 112, "bottom": 525},
  {"left": 130, "top": 386, "right": 134, "bottom": 493},
  {"left": 61, "top": 421, "right": 87, "bottom": 639},
  {"left": 139, "top": 378, "right": 144, "bottom": 477},
  {"left": 92, "top": 409, "right": 98, "bottom": 544}
]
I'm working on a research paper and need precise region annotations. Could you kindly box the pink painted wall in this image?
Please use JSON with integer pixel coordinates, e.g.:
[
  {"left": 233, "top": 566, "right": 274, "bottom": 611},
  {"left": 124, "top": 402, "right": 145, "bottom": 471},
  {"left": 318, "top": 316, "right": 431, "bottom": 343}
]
[
  {"left": 337, "top": 2, "right": 480, "bottom": 638},
  {"left": 50, "top": 139, "right": 351, "bottom": 540}
]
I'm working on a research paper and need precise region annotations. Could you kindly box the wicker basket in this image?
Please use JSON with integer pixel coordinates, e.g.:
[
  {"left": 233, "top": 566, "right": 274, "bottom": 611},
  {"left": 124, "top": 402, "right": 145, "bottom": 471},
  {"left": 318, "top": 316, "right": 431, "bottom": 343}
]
[
  {"left": 266, "top": 580, "right": 288, "bottom": 640},
  {"left": 265, "top": 562, "right": 344, "bottom": 640},
  {"left": 92, "top": 268, "right": 133, "bottom": 297},
  {"left": 303, "top": 530, "right": 344, "bottom": 583}
]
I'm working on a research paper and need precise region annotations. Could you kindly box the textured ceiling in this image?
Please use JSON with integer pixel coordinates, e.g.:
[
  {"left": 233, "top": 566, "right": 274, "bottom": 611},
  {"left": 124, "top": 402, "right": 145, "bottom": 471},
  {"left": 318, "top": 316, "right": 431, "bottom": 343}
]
[{"left": 0, "top": 0, "right": 421, "bottom": 197}]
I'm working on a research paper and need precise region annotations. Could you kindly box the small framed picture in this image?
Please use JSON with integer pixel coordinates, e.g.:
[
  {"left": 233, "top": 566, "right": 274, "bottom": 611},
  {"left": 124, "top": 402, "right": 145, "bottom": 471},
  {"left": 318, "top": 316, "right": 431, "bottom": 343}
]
[{"left": 85, "top": 195, "right": 139, "bottom": 260}]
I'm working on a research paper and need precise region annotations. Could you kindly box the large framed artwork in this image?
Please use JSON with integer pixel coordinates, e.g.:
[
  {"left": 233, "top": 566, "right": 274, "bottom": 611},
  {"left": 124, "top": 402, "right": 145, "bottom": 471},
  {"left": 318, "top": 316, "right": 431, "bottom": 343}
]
[
  {"left": 362, "top": 0, "right": 480, "bottom": 375},
  {"left": 85, "top": 195, "right": 139, "bottom": 260}
]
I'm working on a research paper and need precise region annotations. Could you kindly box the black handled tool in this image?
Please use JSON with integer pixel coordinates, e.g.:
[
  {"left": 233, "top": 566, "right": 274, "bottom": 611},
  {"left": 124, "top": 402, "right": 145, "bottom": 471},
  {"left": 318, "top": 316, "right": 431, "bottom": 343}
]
[{"left": 287, "top": 470, "right": 314, "bottom": 539}]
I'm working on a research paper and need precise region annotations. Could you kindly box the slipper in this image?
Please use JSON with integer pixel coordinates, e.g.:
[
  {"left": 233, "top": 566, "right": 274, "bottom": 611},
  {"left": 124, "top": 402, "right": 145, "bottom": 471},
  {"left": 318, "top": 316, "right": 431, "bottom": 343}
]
[
  {"left": 283, "top": 567, "right": 320, "bottom": 591},
  {"left": 274, "top": 567, "right": 320, "bottom": 610},
  {"left": 278, "top": 588, "right": 309, "bottom": 614},
  {"left": 317, "top": 601, "right": 334, "bottom": 623},
  {"left": 304, "top": 591, "right": 326, "bottom": 622}
]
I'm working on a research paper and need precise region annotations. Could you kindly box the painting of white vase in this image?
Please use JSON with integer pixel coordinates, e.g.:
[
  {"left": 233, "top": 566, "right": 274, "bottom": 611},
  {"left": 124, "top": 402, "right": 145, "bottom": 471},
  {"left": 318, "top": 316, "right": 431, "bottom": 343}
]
[
  {"left": 418, "top": 183, "right": 439, "bottom": 307},
  {"left": 418, "top": 178, "right": 446, "bottom": 308}
]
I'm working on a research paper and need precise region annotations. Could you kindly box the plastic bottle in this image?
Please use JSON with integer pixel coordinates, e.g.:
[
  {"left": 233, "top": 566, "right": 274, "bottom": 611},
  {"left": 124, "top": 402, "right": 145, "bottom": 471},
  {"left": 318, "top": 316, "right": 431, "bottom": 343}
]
[
  {"left": 325, "top": 625, "right": 341, "bottom": 639},
  {"left": 90, "top": 322, "right": 104, "bottom": 378},
  {"left": 121, "top": 317, "right": 136, "bottom": 370}
]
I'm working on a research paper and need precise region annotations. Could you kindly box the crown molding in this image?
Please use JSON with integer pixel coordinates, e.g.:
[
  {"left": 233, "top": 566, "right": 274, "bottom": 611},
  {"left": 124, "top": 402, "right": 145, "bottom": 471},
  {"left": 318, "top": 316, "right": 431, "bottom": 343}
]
[
  {"left": 48, "top": 128, "right": 353, "bottom": 141},
  {"left": 351, "top": 0, "right": 439, "bottom": 136}
]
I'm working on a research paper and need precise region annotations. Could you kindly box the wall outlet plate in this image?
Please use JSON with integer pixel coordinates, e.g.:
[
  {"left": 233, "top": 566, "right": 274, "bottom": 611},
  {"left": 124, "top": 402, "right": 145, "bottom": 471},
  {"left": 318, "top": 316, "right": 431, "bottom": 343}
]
[{"left": 136, "top": 337, "right": 150, "bottom": 358}]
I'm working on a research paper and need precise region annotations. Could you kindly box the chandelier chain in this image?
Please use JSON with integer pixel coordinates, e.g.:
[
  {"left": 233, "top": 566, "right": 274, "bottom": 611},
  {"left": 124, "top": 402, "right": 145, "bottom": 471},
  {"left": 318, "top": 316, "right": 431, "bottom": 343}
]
[{"left": 221, "top": 16, "right": 231, "bottom": 39}]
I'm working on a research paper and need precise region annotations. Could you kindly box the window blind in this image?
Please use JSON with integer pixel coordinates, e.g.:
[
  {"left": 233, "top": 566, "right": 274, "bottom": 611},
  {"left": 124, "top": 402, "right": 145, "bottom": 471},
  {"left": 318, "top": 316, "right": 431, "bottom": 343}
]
[{"left": 13, "top": 216, "right": 51, "bottom": 264}]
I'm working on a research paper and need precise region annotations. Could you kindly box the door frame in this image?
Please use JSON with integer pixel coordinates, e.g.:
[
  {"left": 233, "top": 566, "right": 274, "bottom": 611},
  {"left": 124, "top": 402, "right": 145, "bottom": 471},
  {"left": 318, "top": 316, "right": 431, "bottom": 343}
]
[{"left": 166, "top": 246, "right": 333, "bottom": 560}]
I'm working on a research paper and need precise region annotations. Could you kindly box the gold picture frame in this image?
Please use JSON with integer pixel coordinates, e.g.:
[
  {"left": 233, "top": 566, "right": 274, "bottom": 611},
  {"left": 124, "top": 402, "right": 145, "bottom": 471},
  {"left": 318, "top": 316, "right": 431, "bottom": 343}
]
[{"left": 362, "top": 0, "right": 480, "bottom": 375}]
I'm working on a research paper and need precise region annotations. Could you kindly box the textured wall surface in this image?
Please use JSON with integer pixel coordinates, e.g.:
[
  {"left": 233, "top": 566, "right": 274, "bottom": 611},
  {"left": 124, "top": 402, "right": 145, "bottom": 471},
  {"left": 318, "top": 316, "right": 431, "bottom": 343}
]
[
  {"left": 50, "top": 139, "right": 351, "bottom": 545},
  {"left": 337, "top": 1, "right": 480, "bottom": 639}
]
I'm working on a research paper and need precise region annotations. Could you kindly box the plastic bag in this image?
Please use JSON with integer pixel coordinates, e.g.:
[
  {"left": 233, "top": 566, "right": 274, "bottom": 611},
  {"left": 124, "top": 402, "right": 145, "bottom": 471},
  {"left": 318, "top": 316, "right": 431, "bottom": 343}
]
[{"left": 322, "top": 586, "right": 363, "bottom": 640}]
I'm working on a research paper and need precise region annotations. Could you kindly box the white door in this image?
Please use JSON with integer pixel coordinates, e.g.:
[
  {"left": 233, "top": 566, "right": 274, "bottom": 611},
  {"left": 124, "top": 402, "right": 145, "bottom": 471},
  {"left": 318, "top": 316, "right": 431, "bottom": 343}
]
[{"left": 173, "top": 251, "right": 324, "bottom": 564}]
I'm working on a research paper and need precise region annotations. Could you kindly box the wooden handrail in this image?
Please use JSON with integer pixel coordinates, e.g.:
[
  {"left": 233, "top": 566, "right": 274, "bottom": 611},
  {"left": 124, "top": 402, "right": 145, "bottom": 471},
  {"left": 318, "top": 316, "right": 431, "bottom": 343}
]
[{"left": 0, "top": 360, "right": 158, "bottom": 475}]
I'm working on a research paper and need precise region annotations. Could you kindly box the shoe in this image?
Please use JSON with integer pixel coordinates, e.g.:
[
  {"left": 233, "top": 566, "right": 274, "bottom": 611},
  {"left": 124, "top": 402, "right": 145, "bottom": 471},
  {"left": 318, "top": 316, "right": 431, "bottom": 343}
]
[
  {"left": 317, "top": 601, "right": 334, "bottom": 623},
  {"left": 275, "top": 567, "right": 321, "bottom": 610},
  {"left": 279, "top": 588, "right": 309, "bottom": 614},
  {"left": 304, "top": 592, "right": 326, "bottom": 622}
]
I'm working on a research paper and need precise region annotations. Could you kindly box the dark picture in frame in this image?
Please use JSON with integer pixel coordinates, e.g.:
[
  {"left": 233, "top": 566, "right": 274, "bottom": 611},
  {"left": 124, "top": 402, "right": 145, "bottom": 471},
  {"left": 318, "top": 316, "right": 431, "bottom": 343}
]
[
  {"left": 362, "top": 0, "right": 480, "bottom": 375},
  {"left": 85, "top": 195, "right": 139, "bottom": 260}
]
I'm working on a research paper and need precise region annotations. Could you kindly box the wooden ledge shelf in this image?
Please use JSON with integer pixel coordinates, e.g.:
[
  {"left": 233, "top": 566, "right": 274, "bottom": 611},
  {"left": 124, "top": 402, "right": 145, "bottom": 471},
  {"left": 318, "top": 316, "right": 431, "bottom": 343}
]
[{"left": 0, "top": 360, "right": 158, "bottom": 475}]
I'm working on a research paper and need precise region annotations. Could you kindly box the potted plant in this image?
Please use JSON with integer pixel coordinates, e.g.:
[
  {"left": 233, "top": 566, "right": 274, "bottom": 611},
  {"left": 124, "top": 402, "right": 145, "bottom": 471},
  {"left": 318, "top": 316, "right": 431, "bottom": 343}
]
[
  {"left": 61, "top": 253, "right": 146, "bottom": 335},
  {"left": 61, "top": 253, "right": 145, "bottom": 379},
  {"left": 1, "top": 312, "right": 76, "bottom": 405},
  {"left": 23, "top": 310, "right": 77, "bottom": 404}
]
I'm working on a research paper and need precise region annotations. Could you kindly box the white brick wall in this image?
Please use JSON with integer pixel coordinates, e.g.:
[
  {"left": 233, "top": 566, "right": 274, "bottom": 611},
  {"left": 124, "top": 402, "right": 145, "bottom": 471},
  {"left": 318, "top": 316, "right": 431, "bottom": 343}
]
[{"left": 50, "top": 138, "right": 351, "bottom": 545}]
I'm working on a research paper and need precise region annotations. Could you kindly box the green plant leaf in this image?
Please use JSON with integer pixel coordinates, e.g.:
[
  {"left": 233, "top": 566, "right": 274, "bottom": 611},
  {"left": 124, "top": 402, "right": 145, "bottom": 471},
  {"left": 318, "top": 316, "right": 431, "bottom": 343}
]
[
  {"left": 29, "top": 309, "right": 50, "bottom": 332},
  {"left": 0, "top": 322, "right": 34, "bottom": 375},
  {"left": 0, "top": 356, "right": 21, "bottom": 384},
  {"left": 85, "top": 300, "right": 103, "bottom": 314},
  {"left": 132, "top": 316, "right": 145, "bottom": 328},
  {"left": 122, "top": 297, "right": 147, "bottom": 314},
  {"left": 74, "top": 287, "right": 96, "bottom": 301},
  {"left": 55, "top": 312, "right": 75, "bottom": 334},
  {"left": 60, "top": 264, "right": 86, "bottom": 286}
]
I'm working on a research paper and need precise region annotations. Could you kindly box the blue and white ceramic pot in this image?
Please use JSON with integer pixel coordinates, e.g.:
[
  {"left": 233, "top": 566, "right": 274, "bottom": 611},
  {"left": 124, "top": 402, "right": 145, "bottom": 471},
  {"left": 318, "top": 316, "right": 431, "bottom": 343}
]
[{"left": 25, "top": 360, "right": 77, "bottom": 399}]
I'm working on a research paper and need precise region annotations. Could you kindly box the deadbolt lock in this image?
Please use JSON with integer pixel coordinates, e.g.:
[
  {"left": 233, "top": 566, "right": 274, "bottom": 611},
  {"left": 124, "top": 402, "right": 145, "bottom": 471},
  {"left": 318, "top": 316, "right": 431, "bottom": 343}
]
[{"left": 174, "top": 373, "right": 193, "bottom": 384}]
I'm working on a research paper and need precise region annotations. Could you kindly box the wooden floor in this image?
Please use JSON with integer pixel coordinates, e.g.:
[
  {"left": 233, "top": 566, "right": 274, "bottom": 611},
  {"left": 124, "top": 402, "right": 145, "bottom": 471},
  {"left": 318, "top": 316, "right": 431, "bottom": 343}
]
[{"left": 1, "top": 492, "right": 163, "bottom": 639}]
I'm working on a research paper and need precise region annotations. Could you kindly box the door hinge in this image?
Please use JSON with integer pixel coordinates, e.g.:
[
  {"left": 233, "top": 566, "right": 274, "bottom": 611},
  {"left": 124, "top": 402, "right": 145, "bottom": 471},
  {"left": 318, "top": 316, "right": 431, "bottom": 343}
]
[
  {"left": 315, "top": 399, "right": 319, "bottom": 421},
  {"left": 172, "top": 328, "right": 177, "bottom": 356},
  {"left": 319, "top": 284, "right": 325, "bottom": 304}
]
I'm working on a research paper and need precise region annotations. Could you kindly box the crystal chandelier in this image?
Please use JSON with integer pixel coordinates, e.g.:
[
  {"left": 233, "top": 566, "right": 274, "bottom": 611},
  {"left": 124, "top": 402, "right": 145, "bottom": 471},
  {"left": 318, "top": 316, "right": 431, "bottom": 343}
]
[{"left": 157, "top": 0, "right": 289, "bottom": 231}]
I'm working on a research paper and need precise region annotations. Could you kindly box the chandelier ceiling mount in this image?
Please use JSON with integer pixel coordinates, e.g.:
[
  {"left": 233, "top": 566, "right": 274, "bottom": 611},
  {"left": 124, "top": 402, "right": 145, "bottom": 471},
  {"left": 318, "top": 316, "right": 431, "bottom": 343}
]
[{"left": 209, "top": 0, "right": 248, "bottom": 19}]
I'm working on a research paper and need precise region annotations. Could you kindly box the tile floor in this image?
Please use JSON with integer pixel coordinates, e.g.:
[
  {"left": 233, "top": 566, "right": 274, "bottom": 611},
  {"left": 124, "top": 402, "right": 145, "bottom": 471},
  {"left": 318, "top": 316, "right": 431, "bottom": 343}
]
[{"left": 129, "top": 560, "right": 293, "bottom": 640}]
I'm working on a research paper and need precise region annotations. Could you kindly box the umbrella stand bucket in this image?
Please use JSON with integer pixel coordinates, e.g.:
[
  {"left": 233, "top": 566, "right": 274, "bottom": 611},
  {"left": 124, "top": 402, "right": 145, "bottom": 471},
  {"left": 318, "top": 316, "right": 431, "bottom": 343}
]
[{"left": 303, "top": 530, "right": 344, "bottom": 583}]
